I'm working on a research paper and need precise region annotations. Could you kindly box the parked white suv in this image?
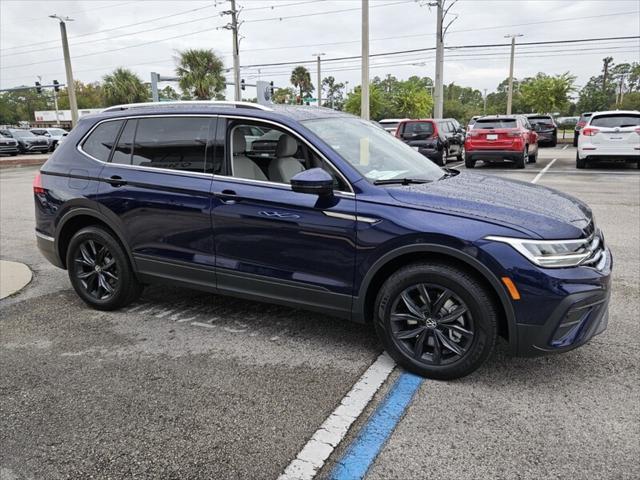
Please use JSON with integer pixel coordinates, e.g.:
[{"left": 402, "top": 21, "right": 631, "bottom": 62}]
[{"left": 576, "top": 110, "right": 640, "bottom": 169}]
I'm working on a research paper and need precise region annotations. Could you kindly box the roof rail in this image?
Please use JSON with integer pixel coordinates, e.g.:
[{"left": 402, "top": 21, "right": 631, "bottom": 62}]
[{"left": 101, "top": 100, "right": 272, "bottom": 113}]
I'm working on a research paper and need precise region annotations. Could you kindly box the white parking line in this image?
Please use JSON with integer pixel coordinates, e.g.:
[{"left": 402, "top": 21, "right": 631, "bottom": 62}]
[
  {"left": 562, "top": 144, "right": 569, "bottom": 150},
  {"left": 278, "top": 353, "right": 396, "bottom": 480},
  {"left": 449, "top": 161, "right": 464, "bottom": 169},
  {"left": 531, "top": 158, "right": 557, "bottom": 184}
]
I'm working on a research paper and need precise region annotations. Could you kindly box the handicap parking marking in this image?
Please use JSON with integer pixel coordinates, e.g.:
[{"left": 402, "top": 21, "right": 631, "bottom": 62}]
[
  {"left": 278, "top": 353, "right": 396, "bottom": 480},
  {"left": 329, "top": 372, "right": 423, "bottom": 480}
]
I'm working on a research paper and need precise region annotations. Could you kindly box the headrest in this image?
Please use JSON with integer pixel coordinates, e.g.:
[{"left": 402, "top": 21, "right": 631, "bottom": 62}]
[
  {"left": 233, "top": 128, "right": 246, "bottom": 154},
  {"left": 276, "top": 134, "right": 298, "bottom": 157}
]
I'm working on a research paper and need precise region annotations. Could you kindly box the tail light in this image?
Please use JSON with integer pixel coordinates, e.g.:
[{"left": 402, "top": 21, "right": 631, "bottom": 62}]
[
  {"left": 576, "top": 121, "right": 586, "bottom": 129},
  {"left": 582, "top": 127, "right": 600, "bottom": 137},
  {"left": 33, "top": 172, "right": 45, "bottom": 194},
  {"left": 634, "top": 127, "right": 640, "bottom": 135},
  {"left": 507, "top": 131, "right": 521, "bottom": 137}
]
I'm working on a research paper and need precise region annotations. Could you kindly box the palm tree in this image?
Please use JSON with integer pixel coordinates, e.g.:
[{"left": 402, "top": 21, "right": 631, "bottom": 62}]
[
  {"left": 102, "top": 68, "right": 148, "bottom": 106},
  {"left": 175, "top": 49, "right": 225, "bottom": 100},
  {"left": 290, "top": 66, "right": 314, "bottom": 102}
]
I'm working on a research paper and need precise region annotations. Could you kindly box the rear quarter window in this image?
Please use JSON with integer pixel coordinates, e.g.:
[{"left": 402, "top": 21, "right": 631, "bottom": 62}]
[
  {"left": 590, "top": 114, "right": 640, "bottom": 128},
  {"left": 81, "top": 120, "right": 124, "bottom": 161}
]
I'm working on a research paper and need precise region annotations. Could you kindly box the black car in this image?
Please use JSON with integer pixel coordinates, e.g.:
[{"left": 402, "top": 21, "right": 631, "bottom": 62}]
[
  {"left": 395, "top": 119, "right": 464, "bottom": 166},
  {"left": 0, "top": 129, "right": 49, "bottom": 153},
  {"left": 573, "top": 112, "right": 592, "bottom": 147},
  {"left": 0, "top": 133, "right": 19, "bottom": 156},
  {"left": 525, "top": 114, "right": 557, "bottom": 147}
]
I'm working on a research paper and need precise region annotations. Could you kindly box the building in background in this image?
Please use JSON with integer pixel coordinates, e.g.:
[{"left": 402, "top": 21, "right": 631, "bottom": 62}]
[{"left": 33, "top": 109, "right": 102, "bottom": 129}]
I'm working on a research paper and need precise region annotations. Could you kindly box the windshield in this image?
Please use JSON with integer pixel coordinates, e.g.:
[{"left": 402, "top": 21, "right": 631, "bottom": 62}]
[
  {"left": 379, "top": 121, "right": 400, "bottom": 130},
  {"left": 473, "top": 119, "right": 517, "bottom": 129},
  {"left": 590, "top": 114, "right": 640, "bottom": 128},
  {"left": 302, "top": 117, "right": 443, "bottom": 182},
  {"left": 11, "top": 130, "right": 35, "bottom": 138}
]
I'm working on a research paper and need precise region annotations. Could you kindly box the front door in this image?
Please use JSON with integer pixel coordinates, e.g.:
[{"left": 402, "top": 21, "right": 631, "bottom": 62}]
[
  {"left": 211, "top": 118, "right": 357, "bottom": 318},
  {"left": 95, "top": 115, "right": 217, "bottom": 286}
]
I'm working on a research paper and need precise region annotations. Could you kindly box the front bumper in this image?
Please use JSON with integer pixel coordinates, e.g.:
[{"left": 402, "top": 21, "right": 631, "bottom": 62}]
[
  {"left": 0, "top": 144, "right": 19, "bottom": 153},
  {"left": 21, "top": 143, "right": 50, "bottom": 152}
]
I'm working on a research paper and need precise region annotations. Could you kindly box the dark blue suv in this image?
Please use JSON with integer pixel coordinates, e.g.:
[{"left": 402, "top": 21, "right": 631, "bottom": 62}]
[{"left": 34, "top": 102, "right": 612, "bottom": 379}]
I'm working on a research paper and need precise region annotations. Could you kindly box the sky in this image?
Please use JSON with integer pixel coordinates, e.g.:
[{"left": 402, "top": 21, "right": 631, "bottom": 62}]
[{"left": 1, "top": 0, "right": 639, "bottom": 101}]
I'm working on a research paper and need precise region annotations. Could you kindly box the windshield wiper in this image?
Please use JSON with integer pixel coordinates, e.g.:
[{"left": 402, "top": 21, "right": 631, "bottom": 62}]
[{"left": 373, "top": 178, "right": 432, "bottom": 185}]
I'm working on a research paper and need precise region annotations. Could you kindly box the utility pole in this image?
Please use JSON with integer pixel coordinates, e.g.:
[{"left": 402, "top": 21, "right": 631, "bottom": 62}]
[
  {"left": 430, "top": 1, "right": 457, "bottom": 119},
  {"left": 505, "top": 33, "right": 523, "bottom": 115},
  {"left": 224, "top": 0, "right": 242, "bottom": 101},
  {"left": 313, "top": 53, "right": 325, "bottom": 107},
  {"left": 483, "top": 88, "right": 487, "bottom": 115},
  {"left": 361, "top": 0, "right": 369, "bottom": 120},
  {"left": 50, "top": 15, "right": 78, "bottom": 127}
]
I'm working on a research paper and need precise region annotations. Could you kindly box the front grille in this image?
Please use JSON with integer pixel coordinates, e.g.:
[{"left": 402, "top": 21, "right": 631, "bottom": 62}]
[{"left": 580, "top": 229, "right": 606, "bottom": 270}]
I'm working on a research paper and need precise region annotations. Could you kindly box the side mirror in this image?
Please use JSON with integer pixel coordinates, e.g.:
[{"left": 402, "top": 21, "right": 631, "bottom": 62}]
[{"left": 291, "top": 168, "right": 334, "bottom": 196}]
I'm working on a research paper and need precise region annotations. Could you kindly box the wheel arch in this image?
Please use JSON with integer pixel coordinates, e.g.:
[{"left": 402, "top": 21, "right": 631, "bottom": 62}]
[
  {"left": 354, "top": 244, "right": 517, "bottom": 352},
  {"left": 55, "top": 207, "right": 134, "bottom": 270}
]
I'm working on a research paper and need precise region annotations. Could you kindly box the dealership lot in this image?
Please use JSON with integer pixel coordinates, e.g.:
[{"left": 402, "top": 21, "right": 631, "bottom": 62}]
[{"left": 1, "top": 146, "right": 638, "bottom": 479}]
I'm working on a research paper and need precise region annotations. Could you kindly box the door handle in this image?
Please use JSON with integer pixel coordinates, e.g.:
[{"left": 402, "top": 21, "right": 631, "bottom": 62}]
[
  {"left": 215, "top": 189, "right": 238, "bottom": 205},
  {"left": 106, "top": 175, "right": 127, "bottom": 187}
]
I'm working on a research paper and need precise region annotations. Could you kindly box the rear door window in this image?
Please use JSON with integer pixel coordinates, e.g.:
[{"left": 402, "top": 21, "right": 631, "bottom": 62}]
[
  {"left": 82, "top": 120, "right": 124, "bottom": 162},
  {"left": 131, "top": 117, "right": 211, "bottom": 173},
  {"left": 590, "top": 114, "right": 640, "bottom": 128},
  {"left": 474, "top": 119, "right": 517, "bottom": 129}
]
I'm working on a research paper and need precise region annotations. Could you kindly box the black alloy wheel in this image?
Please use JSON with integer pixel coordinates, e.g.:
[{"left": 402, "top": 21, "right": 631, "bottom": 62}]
[
  {"left": 389, "top": 284, "right": 474, "bottom": 366},
  {"left": 375, "top": 262, "right": 497, "bottom": 379},
  {"left": 73, "top": 239, "right": 119, "bottom": 301},
  {"left": 67, "top": 226, "right": 143, "bottom": 310}
]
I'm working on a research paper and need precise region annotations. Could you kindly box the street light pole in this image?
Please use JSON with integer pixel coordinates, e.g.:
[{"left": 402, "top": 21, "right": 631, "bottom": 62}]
[
  {"left": 361, "top": 0, "right": 369, "bottom": 120},
  {"left": 505, "top": 33, "right": 523, "bottom": 115},
  {"left": 433, "top": 1, "right": 444, "bottom": 118},
  {"left": 483, "top": 88, "right": 487, "bottom": 114},
  {"left": 313, "top": 53, "right": 325, "bottom": 108},
  {"left": 50, "top": 15, "right": 78, "bottom": 127}
]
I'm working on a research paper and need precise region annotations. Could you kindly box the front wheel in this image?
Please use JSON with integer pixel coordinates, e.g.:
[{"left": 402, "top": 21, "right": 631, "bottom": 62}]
[
  {"left": 66, "top": 226, "right": 143, "bottom": 310},
  {"left": 456, "top": 146, "right": 464, "bottom": 162},
  {"left": 528, "top": 147, "right": 538, "bottom": 163},
  {"left": 374, "top": 263, "right": 497, "bottom": 380}
]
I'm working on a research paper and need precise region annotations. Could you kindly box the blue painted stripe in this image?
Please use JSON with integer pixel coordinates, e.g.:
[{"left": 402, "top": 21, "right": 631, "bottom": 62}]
[{"left": 330, "top": 371, "right": 424, "bottom": 480}]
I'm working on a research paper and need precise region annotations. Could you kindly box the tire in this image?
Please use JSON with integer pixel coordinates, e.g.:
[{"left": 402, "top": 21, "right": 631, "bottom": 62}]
[
  {"left": 432, "top": 152, "right": 445, "bottom": 167},
  {"left": 550, "top": 135, "right": 557, "bottom": 148},
  {"left": 573, "top": 134, "right": 578, "bottom": 147},
  {"left": 464, "top": 154, "right": 475, "bottom": 168},
  {"left": 374, "top": 262, "right": 497, "bottom": 380},
  {"left": 10, "top": 152, "right": 18, "bottom": 156},
  {"left": 66, "top": 226, "right": 143, "bottom": 310},
  {"left": 527, "top": 147, "right": 537, "bottom": 163},
  {"left": 456, "top": 146, "right": 464, "bottom": 162},
  {"left": 515, "top": 148, "right": 526, "bottom": 169},
  {"left": 576, "top": 152, "right": 586, "bottom": 169}
]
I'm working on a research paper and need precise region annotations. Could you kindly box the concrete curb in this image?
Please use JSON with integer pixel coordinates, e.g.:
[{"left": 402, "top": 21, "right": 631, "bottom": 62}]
[
  {"left": 0, "top": 158, "right": 47, "bottom": 169},
  {"left": 0, "top": 260, "right": 33, "bottom": 299}
]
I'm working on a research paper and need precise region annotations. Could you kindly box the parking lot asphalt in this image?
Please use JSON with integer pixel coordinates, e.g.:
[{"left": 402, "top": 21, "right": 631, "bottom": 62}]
[{"left": 1, "top": 146, "right": 638, "bottom": 479}]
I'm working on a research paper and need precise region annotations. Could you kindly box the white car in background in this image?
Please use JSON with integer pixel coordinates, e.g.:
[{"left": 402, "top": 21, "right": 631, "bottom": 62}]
[
  {"left": 378, "top": 118, "right": 409, "bottom": 135},
  {"left": 576, "top": 110, "right": 640, "bottom": 169}
]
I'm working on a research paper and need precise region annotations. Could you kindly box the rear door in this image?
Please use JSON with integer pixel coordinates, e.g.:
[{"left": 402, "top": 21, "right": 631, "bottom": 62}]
[
  {"left": 588, "top": 113, "right": 640, "bottom": 153},
  {"left": 94, "top": 115, "right": 217, "bottom": 286}
]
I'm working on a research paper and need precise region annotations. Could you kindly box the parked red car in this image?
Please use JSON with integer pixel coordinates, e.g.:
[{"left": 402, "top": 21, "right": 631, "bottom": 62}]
[{"left": 464, "top": 115, "right": 538, "bottom": 169}]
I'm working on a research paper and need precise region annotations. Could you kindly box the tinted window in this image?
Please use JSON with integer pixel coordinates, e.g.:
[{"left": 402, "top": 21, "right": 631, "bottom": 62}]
[
  {"left": 590, "top": 114, "right": 640, "bottom": 128},
  {"left": 403, "top": 122, "right": 434, "bottom": 136},
  {"left": 474, "top": 119, "right": 517, "bottom": 129},
  {"left": 528, "top": 116, "right": 554, "bottom": 125},
  {"left": 131, "top": 117, "right": 210, "bottom": 173},
  {"left": 82, "top": 120, "right": 123, "bottom": 161},
  {"left": 111, "top": 119, "right": 136, "bottom": 165}
]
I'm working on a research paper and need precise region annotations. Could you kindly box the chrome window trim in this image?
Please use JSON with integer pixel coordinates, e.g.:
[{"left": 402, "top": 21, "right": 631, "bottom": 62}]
[{"left": 76, "top": 113, "right": 355, "bottom": 194}]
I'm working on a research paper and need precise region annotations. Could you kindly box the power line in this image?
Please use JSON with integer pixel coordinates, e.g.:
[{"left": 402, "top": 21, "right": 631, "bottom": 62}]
[{"left": 13, "top": 1, "right": 135, "bottom": 24}]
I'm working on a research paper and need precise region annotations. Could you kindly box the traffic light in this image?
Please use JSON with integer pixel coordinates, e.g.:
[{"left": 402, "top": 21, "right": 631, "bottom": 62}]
[
  {"left": 269, "top": 81, "right": 274, "bottom": 96},
  {"left": 53, "top": 80, "right": 60, "bottom": 92},
  {"left": 35, "top": 81, "right": 42, "bottom": 94},
  {"left": 240, "top": 79, "right": 245, "bottom": 91}
]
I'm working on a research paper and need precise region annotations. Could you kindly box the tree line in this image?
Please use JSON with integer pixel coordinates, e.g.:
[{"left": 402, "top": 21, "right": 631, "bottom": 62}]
[{"left": 1, "top": 49, "right": 638, "bottom": 126}]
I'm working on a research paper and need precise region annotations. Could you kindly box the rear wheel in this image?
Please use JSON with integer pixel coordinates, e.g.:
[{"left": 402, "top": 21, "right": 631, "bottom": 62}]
[
  {"left": 572, "top": 134, "right": 578, "bottom": 147},
  {"left": 576, "top": 152, "right": 586, "bottom": 169},
  {"left": 374, "top": 263, "right": 497, "bottom": 380},
  {"left": 464, "top": 154, "right": 475, "bottom": 168},
  {"left": 515, "top": 148, "right": 526, "bottom": 169},
  {"left": 66, "top": 226, "right": 143, "bottom": 310}
]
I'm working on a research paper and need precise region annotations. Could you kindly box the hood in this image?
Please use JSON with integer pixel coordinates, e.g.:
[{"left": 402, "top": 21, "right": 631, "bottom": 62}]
[{"left": 386, "top": 172, "right": 593, "bottom": 239}]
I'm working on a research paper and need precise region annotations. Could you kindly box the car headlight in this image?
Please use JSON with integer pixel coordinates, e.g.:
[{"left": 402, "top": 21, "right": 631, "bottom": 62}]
[{"left": 485, "top": 235, "right": 598, "bottom": 268}]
